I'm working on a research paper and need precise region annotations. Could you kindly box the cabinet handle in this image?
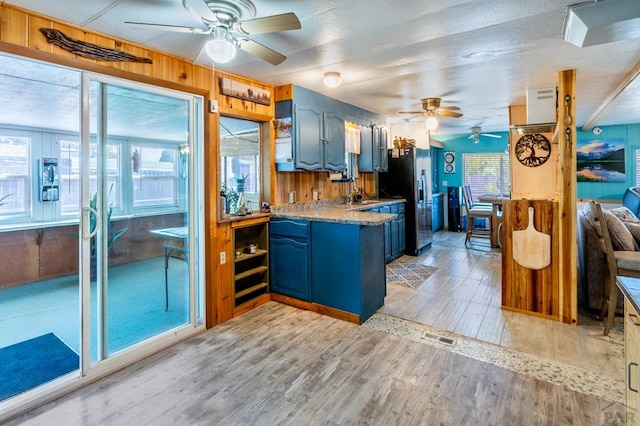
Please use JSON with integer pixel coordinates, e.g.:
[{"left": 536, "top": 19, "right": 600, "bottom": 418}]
[
  {"left": 629, "top": 313, "right": 640, "bottom": 326},
  {"left": 629, "top": 362, "right": 639, "bottom": 393}
]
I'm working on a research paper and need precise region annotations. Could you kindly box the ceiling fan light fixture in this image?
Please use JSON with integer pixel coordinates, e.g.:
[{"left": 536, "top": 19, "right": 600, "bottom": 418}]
[
  {"left": 205, "top": 28, "right": 237, "bottom": 63},
  {"left": 425, "top": 115, "right": 438, "bottom": 131},
  {"left": 323, "top": 72, "right": 342, "bottom": 88}
]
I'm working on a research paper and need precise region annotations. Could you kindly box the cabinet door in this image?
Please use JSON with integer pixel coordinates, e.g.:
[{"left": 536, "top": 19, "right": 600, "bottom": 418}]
[
  {"left": 626, "top": 299, "right": 640, "bottom": 424},
  {"left": 371, "top": 127, "right": 381, "bottom": 171},
  {"left": 270, "top": 236, "right": 310, "bottom": 300},
  {"left": 358, "top": 125, "right": 374, "bottom": 172},
  {"left": 323, "top": 112, "right": 346, "bottom": 171},
  {"left": 398, "top": 213, "right": 406, "bottom": 254},
  {"left": 390, "top": 204, "right": 399, "bottom": 257},
  {"left": 378, "top": 127, "right": 389, "bottom": 172},
  {"left": 294, "top": 104, "right": 324, "bottom": 170}
]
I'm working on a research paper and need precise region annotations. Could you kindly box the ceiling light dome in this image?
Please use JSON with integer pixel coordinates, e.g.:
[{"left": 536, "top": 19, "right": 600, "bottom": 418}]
[
  {"left": 323, "top": 72, "right": 342, "bottom": 88},
  {"left": 425, "top": 115, "right": 438, "bottom": 131},
  {"left": 205, "top": 28, "right": 237, "bottom": 63}
]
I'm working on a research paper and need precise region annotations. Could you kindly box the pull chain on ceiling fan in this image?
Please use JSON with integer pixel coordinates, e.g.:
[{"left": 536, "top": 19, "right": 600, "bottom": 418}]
[{"left": 125, "top": 0, "right": 301, "bottom": 65}]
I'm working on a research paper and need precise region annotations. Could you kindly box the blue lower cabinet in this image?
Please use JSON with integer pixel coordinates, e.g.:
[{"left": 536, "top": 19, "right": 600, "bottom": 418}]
[
  {"left": 269, "top": 219, "right": 311, "bottom": 301},
  {"left": 311, "top": 222, "right": 386, "bottom": 322}
]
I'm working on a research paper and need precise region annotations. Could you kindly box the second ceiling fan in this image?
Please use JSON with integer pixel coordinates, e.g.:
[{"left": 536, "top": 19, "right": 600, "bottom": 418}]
[
  {"left": 399, "top": 98, "right": 463, "bottom": 130},
  {"left": 468, "top": 126, "right": 502, "bottom": 144}
]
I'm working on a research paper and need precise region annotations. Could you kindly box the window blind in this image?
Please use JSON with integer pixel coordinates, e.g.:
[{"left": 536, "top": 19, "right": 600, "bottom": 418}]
[{"left": 462, "top": 153, "right": 510, "bottom": 197}]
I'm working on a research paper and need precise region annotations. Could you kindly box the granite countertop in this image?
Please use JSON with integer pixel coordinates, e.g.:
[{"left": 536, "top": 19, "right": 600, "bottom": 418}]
[
  {"left": 617, "top": 276, "right": 640, "bottom": 313},
  {"left": 270, "top": 198, "right": 405, "bottom": 226}
]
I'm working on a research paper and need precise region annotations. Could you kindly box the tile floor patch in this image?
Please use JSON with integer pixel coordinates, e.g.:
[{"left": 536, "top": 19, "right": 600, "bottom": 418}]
[{"left": 363, "top": 312, "right": 624, "bottom": 404}]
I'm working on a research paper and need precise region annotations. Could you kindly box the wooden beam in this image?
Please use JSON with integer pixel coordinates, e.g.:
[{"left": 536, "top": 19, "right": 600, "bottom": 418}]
[
  {"left": 557, "top": 69, "right": 578, "bottom": 324},
  {"left": 582, "top": 58, "right": 640, "bottom": 131}
]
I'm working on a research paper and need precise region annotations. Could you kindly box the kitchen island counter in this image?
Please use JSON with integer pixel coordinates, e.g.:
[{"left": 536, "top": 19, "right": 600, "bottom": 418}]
[{"left": 270, "top": 199, "right": 403, "bottom": 226}]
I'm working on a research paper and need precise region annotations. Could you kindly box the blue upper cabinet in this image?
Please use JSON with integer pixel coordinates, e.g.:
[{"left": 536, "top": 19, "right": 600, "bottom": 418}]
[
  {"left": 293, "top": 105, "right": 346, "bottom": 171},
  {"left": 323, "top": 111, "right": 347, "bottom": 171},
  {"left": 359, "top": 125, "right": 388, "bottom": 172},
  {"left": 294, "top": 104, "right": 324, "bottom": 170},
  {"left": 275, "top": 85, "right": 387, "bottom": 172}
]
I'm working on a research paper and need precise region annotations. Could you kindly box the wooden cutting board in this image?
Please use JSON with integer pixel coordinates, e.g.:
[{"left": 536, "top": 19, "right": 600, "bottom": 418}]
[{"left": 512, "top": 206, "right": 551, "bottom": 270}]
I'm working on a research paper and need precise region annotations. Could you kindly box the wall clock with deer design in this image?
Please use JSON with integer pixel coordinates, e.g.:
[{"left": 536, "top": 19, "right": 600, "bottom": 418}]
[{"left": 515, "top": 133, "right": 551, "bottom": 167}]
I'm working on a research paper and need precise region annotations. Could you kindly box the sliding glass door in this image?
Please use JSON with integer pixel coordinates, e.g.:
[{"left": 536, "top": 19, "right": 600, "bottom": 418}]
[{"left": 0, "top": 53, "right": 204, "bottom": 406}]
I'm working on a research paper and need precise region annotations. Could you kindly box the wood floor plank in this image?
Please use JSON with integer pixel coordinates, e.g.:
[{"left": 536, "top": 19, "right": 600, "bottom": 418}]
[{"left": 453, "top": 300, "right": 489, "bottom": 338}]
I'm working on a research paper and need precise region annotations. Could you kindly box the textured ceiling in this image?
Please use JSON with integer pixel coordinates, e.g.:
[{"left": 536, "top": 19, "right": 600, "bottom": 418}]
[{"left": 4, "top": 0, "right": 640, "bottom": 136}]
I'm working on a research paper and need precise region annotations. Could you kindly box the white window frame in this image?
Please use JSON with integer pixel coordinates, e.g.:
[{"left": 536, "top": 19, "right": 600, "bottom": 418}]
[{"left": 462, "top": 152, "right": 510, "bottom": 198}]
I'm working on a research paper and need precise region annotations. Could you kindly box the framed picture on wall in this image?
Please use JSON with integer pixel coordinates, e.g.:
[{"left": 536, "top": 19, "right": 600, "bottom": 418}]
[
  {"left": 220, "top": 77, "right": 271, "bottom": 106},
  {"left": 576, "top": 138, "right": 625, "bottom": 183}
]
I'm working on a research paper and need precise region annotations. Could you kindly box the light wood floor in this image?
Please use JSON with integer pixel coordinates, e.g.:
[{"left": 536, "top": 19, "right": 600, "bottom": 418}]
[
  {"left": 380, "top": 230, "right": 624, "bottom": 382},
  {"left": 7, "top": 302, "right": 624, "bottom": 425}
]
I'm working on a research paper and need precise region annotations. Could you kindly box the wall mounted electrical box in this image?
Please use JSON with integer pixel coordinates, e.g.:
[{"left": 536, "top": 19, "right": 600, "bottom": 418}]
[{"left": 39, "top": 157, "right": 59, "bottom": 202}]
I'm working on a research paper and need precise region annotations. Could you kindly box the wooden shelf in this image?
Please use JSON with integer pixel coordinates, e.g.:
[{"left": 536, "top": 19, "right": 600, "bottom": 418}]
[
  {"left": 235, "top": 265, "right": 268, "bottom": 281},
  {"left": 233, "top": 221, "right": 269, "bottom": 309},
  {"left": 234, "top": 248, "right": 268, "bottom": 263},
  {"left": 235, "top": 282, "right": 268, "bottom": 299}
]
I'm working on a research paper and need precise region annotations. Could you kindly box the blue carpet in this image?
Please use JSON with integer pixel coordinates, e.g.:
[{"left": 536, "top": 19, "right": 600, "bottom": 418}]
[{"left": 0, "top": 333, "right": 78, "bottom": 401}]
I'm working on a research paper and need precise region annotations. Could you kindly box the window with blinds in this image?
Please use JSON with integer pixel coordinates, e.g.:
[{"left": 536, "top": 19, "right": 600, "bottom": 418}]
[{"left": 462, "top": 153, "right": 510, "bottom": 197}]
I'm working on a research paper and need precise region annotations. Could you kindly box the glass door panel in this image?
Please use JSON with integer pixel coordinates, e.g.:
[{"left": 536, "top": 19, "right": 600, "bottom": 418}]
[
  {"left": 0, "top": 54, "right": 81, "bottom": 401},
  {"left": 87, "top": 80, "right": 193, "bottom": 361}
]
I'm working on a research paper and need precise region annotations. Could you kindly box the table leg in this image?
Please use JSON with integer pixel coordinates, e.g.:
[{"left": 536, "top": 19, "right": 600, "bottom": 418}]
[{"left": 491, "top": 204, "right": 499, "bottom": 248}]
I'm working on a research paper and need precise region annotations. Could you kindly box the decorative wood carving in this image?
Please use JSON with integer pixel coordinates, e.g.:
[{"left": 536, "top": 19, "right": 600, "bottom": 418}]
[{"left": 40, "top": 28, "right": 153, "bottom": 63}]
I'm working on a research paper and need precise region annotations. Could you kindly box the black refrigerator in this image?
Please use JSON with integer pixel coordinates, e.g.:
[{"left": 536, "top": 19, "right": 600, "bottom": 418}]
[{"left": 378, "top": 147, "right": 432, "bottom": 255}]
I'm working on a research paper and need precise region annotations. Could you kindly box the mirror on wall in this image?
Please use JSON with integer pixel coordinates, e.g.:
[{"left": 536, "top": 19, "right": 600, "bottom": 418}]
[{"left": 220, "top": 117, "right": 261, "bottom": 215}]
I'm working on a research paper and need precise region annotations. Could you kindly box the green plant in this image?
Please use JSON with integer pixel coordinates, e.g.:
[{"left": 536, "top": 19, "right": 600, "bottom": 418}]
[
  {"left": 0, "top": 193, "right": 10, "bottom": 208},
  {"left": 221, "top": 183, "right": 239, "bottom": 214},
  {"left": 88, "top": 192, "right": 128, "bottom": 256}
]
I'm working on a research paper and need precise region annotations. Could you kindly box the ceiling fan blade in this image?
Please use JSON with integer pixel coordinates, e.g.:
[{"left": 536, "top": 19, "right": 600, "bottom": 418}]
[
  {"left": 237, "top": 38, "right": 287, "bottom": 65},
  {"left": 235, "top": 13, "right": 301, "bottom": 35},
  {"left": 399, "top": 111, "right": 426, "bottom": 114},
  {"left": 125, "top": 21, "right": 209, "bottom": 34},
  {"left": 437, "top": 110, "right": 463, "bottom": 118},
  {"left": 182, "top": 0, "right": 217, "bottom": 23},
  {"left": 482, "top": 133, "right": 502, "bottom": 138},
  {"left": 437, "top": 106, "right": 461, "bottom": 111}
]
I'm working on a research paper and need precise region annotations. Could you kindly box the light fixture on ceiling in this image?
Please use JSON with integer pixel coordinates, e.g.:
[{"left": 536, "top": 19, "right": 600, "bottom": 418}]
[
  {"left": 205, "top": 28, "right": 237, "bottom": 63},
  {"left": 425, "top": 113, "right": 438, "bottom": 131},
  {"left": 472, "top": 134, "right": 480, "bottom": 144},
  {"left": 563, "top": 0, "right": 640, "bottom": 47},
  {"left": 323, "top": 72, "right": 342, "bottom": 88}
]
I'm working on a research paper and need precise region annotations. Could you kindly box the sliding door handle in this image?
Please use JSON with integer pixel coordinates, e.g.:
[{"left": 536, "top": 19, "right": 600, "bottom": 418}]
[{"left": 629, "top": 362, "right": 638, "bottom": 393}]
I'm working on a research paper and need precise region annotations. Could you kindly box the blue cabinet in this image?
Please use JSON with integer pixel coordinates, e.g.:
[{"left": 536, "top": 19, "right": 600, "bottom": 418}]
[
  {"left": 359, "top": 126, "right": 389, "bottom": 172},
  {"left": 269, "top": 219, "right": 311, "bottom": 300},
  {"left": 294, "top": 105, "right": 324, "bottom": 170},
  {"left": 293, "top": 105, "right": 346, "bottom": 171},
  {"left": 275, "top": 86, "right": 386, "bottom": 172},
  {"left": 364, "top": 202, "right": 404, "bottom": 263},
  {"left": 397, "top": 203, "right": 406, "bottom": 254},
  {"left": 311, "top": 222, "right": 386, "bottom": 322},
  {"left": 270, "top": 218, "right": 386, "bottom": 322}
]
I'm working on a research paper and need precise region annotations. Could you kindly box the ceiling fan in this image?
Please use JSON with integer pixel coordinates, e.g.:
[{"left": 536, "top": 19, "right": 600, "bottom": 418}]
[
  {"left": 468, "top": 126, "right": 502, "bottom": 144},
  {"left": 399, "top": 98, "right": 463, "bottom": 130},
  {"left": 125, "top": 0, "right": 301, "bottom": 65}
]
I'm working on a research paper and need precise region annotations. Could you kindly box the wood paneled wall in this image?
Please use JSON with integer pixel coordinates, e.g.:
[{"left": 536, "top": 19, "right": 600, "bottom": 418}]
[{"left": 502, "top": 199, "right": 560, "bottom": 318}]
